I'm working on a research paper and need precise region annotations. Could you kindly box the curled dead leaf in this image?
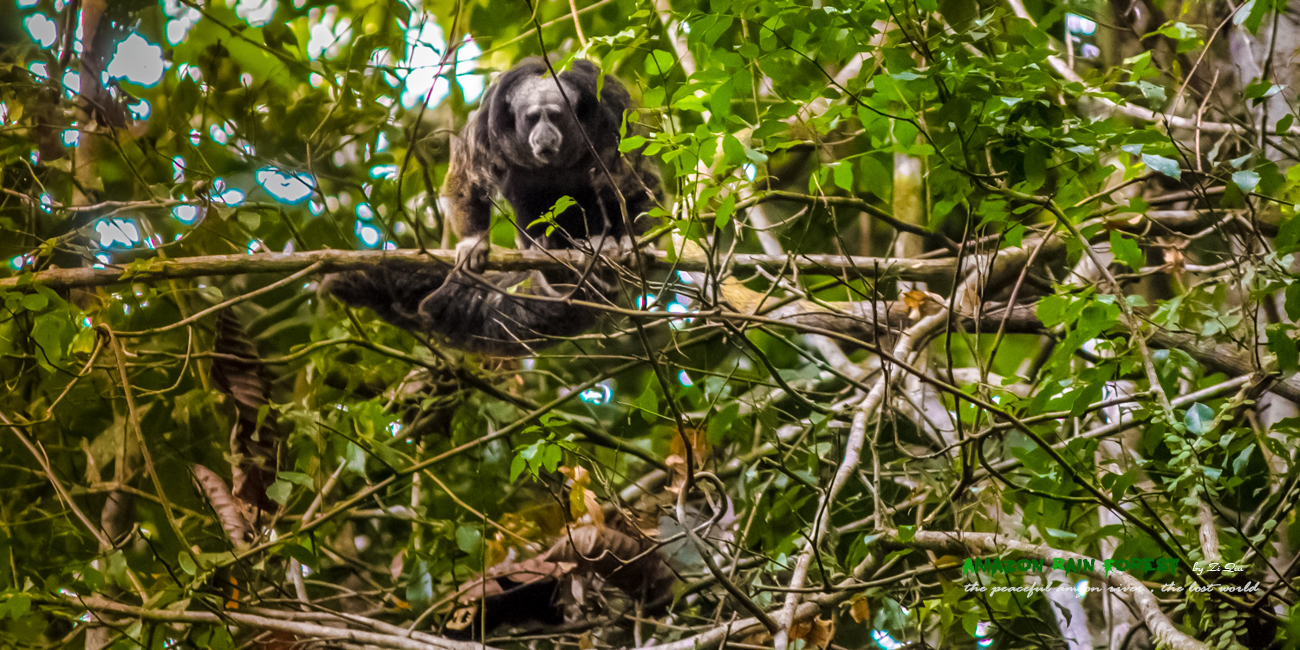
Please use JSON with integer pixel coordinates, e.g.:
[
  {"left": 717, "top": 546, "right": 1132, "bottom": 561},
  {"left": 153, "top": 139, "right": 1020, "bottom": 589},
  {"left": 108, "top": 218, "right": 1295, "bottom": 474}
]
[{"left": 790, "top": 616, "right": 836, "bottom": 649}]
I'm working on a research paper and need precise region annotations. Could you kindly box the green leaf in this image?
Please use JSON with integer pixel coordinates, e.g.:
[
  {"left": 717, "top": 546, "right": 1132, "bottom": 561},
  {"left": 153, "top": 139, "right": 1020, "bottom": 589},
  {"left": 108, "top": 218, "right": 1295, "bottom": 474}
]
[
  {"left": 707, "top": 403, "right": 740, "bottom": 444},
  {"left": 833, "top": 161, "right": 854, "bottom": 191},
  {"left": 170, "top": 77, "right": 200, "bottom": 124},
  {"left": 262, "top": 21, "right": 298, "bottom": 49},
  {"left": 456, "top": 526, "right": 482, "bottom": 553},
  {"left": 637, "top": 384, "right": 658, "bottom": 423},
  {"left": 1269, "top": 326, "right": 1298, "bottom": 372},
  {"left": 1023, "top": 144, "right": 1046, "bottom": 190},
  {"left": 266, "top": 479, "right": 292, "bottom": 505},
  {"left": 714, "top": 194, "right": 736, "bottom": 229},
  {"left": 619, "top": 135, "right": 647, "bottom": 153},
  {"left": 1184, "top": 403, "right": 1215, "bottom": 435},
  {"left": 1232, "top": 170, "right": 1260, "bottom": 193},
  {"left": 1232, "top": 444, "right": 1256, "bottom": 475},
  {"left": 20, "top": 293, "right": 47, "bottom": 312},
  {"left": 1286, "top": 283, "right": 1300, "bottom": 321},
  {"left": 406, "top": 558, "right": 433, "bottom": 609},
  {"left": 1142, "top": 154, "right": 1181, "bottom": 179},
  {"left": 343, "top": 442, "right": 367, "bottom": 476},
  {"left": 278, "top": 543, "right": 317, "bottom": 571},
  {"left": 645, "top": 50, "right": 676, "bottom": 77},
  {"left": 1109, "top": 231, "right": 1144, "bottom": 270},
  {"left": 1277, "top": 214, "right": 1300, "bottom": 253},
  {"left": 177, "top": 551, "right": 197, "bottom": 576},
  {"left": 31, "top": 311, "right": 74, "bottom": 369},
  {"left": 8, "top": 594, "right": 30, "bottom": 619},
  {"left": 279, "top": 471, "right": 314, "bottom": 489}
]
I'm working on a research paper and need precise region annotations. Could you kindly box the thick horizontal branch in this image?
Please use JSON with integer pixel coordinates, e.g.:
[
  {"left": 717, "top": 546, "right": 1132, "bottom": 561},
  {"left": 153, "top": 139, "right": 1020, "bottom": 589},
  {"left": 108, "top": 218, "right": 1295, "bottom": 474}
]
[
  {"left": 44, "top": 595, "right": 494, "bottom": 650},
  {"left": 760, "top": 299, "right": 1300, "bottom": 403},
  {"left": 0, "top": 248, "right": 958, "bottom": 291}
]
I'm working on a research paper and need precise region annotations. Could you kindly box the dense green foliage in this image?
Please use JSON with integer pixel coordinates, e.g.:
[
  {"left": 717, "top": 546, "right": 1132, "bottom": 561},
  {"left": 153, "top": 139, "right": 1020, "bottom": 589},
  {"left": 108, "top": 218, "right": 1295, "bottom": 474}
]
[{"left": 0, "top": 0, "right": 1298, "bottom": 648}]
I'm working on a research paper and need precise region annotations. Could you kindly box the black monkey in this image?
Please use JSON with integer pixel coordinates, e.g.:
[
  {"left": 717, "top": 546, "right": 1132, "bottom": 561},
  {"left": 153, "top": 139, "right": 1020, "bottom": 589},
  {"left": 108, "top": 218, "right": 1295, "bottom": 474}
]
[{"left": 324, "top": 58, "right": 661, "bottom": 355}]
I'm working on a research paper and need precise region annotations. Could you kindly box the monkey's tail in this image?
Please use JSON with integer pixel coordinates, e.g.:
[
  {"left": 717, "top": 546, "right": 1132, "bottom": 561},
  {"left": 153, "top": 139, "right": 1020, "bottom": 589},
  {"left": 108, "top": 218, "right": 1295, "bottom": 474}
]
[{"left": 322, "top": 260, "right": 603, "bottom": 356}]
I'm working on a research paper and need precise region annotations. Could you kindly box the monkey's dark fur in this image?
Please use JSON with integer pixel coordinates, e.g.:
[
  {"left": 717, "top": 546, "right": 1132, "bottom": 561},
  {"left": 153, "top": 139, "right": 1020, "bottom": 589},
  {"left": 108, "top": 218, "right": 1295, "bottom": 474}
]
[{"left": 323, "top": 58, "right": 660, "bottom": 355}]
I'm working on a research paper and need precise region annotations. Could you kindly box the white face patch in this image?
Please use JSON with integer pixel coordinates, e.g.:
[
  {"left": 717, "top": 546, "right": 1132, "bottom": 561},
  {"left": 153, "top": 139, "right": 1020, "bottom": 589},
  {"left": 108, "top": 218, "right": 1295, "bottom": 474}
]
[
  {"left": 513, "top": 75, "right": 567, "bottom": 111},
  {"left": 512, "top": 74, "right": 579, "bottom": 165}
]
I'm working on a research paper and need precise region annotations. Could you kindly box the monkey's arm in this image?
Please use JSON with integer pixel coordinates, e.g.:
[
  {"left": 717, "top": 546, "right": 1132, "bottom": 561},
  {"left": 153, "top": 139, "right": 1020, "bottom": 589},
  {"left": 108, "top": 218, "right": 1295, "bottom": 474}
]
[{"left": 440, "top": 129, "right": 494, "bottom": 272}]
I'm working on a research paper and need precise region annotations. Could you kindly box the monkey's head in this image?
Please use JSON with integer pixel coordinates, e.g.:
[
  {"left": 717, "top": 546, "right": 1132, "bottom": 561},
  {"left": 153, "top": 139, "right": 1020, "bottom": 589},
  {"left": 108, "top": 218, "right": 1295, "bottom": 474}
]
[
  {"left": 511, "top": 75, "right": 580, "bottom": 166},
  {"left": 479, "top": 58, "right": 630, "bottom": 171}
]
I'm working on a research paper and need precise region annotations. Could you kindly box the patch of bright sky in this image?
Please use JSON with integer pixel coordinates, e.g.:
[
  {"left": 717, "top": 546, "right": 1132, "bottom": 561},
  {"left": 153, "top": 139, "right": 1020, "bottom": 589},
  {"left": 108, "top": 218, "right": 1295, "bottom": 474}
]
[
  {"left": 307, "top": 6, "right": 352, "bottom": 60},
  {"left": 1065, "top": 13, "right": 1097, "bottom": 35},
  {"left": 95, "top": 219, "right": 141, "bottom": 249},
  {"left": 579, "top": 382, "right": 613, "bottom": 405},
  {"left": 209, "top": 123, "right": 231, "bottom": 145},
  {"left": 176, "top": 63, "right": 201, "bottom": 82},
  {"left": 235, "top": 0, "right": 277, "bottom": 27},
  {"left": 23, "top": 13, "right": 57, "bottom": 48},
  {"left": 61, "top": 129, "right": 79, "bottom": 147},
  {"left": 355, "top": 222, "right": 382, "bottom": 248},
  {"left": 395, "top": 14, "right": 484, "bottom": 109},
  {"left": 16, "top": 0, "right": 39, "bottom": 8},
  {"left": 215, "top": 188, "right": 246, "bottom": 206},
  {"left": 172, "top": 204, "right": 201, "bottom": 224},
  {"left": 61, "top": 69, "right": 79, "bottom": 98},
  {"left": 256, "top": 167, "right": 315, "bottom": 204},
  {"left": 871, "top": 631, "right": 904, "bottom": 650},
  {"left": 369, "top": 164, "right": 398, "bottom": 180},
  {"left": 129, "top": 100, "right": 151, "bottom": 120},
  {"left": 164, "top": 0, "right": 202, "bottom": 45},
  {"left": 107, "top": 34, "right": 164, "bottom": 86},
  {"left": 667, "top": 301, "right": 692, "bottom": 327},
  {"left": 29, "top": 61, "right": 48, "bottom": 81}
]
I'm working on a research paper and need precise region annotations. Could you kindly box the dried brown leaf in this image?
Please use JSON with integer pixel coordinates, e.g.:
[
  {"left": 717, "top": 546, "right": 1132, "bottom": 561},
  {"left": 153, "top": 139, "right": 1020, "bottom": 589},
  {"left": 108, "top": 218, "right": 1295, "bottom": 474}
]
[{"left": 790, "top": 616, "right": 836, "bottom": 649}]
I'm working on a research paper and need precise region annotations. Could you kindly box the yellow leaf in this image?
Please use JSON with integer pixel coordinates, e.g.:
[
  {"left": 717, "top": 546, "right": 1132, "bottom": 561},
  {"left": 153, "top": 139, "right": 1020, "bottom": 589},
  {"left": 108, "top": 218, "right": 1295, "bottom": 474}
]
[
  {"left": 849, "top": 597, "right": 871, "bottom": 623},
  {"left": 570, "top": 482, "right": 590, "bottom": 520}
]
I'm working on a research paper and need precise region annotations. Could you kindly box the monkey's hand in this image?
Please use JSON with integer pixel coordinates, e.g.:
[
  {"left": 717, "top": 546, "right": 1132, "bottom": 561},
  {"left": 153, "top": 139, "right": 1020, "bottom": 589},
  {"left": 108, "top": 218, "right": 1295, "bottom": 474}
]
[{"left": 454, "top": 234, "right": 491, "bottom": 273}]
